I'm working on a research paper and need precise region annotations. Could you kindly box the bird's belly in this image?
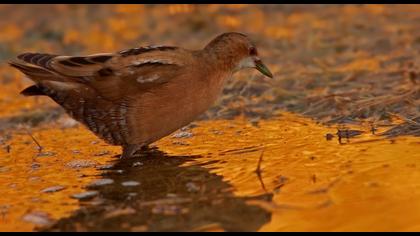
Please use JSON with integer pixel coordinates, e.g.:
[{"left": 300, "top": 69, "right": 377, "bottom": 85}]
[{"left": 127, "top": 81, "right": 223, "bottom": 145}]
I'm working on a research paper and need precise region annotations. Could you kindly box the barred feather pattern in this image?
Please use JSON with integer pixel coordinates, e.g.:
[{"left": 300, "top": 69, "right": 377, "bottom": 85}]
[
  {"left": 37, "top": 84, "right": 130, "bottom": 145},
  {"left": 69, "top": 101, "right": 130, "bottom": 145},
  {"left": 73, "top": 100, "right": 131, "bottom": 145},
  {"left": 119, "top": 46, "right": 178, "bottom": 57},
  {"left": 17, "top": 53, "right": 58, "bottom": 69}
]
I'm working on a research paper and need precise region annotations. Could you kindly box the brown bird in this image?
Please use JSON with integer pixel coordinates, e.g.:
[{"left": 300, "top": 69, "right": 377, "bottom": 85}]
[{"left": 9, "top": 32, "right": 273, "bottom": 158}]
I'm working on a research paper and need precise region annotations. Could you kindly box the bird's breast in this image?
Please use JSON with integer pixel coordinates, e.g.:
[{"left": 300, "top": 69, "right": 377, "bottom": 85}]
[{"left": 126, "top": 72, "right": 229, "bottom": 145}]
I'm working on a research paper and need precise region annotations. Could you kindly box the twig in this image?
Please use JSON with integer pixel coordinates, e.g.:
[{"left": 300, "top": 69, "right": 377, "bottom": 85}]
[
  {"left": 5, "top": 145, "right": 10, "bottom": 153},
  {"left": 255, "top": 149, "right": 264, "bottom": 174},
  {"left": 26, "top": 130, "right": 43, "bottom": 153},
  {"left": 255, "top": 149, "right": 267, "bottom": 192}
]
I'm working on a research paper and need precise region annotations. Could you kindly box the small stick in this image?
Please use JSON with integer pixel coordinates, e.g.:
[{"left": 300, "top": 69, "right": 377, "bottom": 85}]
[
  {"left": 345, "top": 129, "right": 350, "bottom": 143},
  {"left": 255, "top": 149, "right": 264, "bottom": 175},
  {"left": 369, "top": 121, "right": 377, "bottom": 135},
  {"left": 26, "top": 130, "right": 43, "bottom": 153},
  {"left": 337, "top": 129, "right": 343, "bottom": 144},
  {"left": 255, "top": 149, "right": 267, "bottom": 192}
]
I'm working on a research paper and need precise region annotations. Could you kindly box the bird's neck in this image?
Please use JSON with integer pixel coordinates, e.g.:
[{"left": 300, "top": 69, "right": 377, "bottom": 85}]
[{"left": 200, "top": 45, "right": 239, "bottom": 73}]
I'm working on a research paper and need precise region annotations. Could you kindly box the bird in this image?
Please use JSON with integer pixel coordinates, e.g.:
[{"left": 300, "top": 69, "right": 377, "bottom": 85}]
[{"left": 9, "top": 32, "right": 273, "bottom": 158}]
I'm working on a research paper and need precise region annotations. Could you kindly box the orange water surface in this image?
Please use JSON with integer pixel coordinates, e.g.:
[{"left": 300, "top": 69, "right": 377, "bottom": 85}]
[{"left": 0, "top": 112, "right": 419, "bottom": 231}]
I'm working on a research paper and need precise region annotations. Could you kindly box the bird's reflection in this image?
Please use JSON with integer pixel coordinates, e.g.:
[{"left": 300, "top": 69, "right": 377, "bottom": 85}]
[{"left": 44, "top": 147, "right": 272, "bottom": 232}]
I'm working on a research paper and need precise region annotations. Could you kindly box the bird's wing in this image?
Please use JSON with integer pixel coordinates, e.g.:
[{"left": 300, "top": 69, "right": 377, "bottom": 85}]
[{"left": 10, "top": 46, "right": 190, "bottom": 101}]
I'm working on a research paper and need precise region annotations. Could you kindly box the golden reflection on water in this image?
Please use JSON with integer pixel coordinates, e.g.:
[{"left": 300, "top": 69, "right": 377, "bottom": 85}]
[
  {"left": 0, "top": 112, "right": 419, "bottom": 231},
  {"left": 0, "top": 128, "right": 120, "bottom": 231},
  {"left": 159, "top": 112, "right": 420, "bottom": 231}
]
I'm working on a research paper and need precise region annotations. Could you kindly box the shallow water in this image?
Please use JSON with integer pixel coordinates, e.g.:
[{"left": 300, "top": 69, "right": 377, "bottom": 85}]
[{"left": 0, "top": 112, "right": 419, "bottom": 231}]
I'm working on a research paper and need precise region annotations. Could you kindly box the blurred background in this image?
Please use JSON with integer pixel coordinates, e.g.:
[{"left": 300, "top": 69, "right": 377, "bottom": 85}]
[{"left": 0, "top": 4, "right": 418, "bottom": 127}]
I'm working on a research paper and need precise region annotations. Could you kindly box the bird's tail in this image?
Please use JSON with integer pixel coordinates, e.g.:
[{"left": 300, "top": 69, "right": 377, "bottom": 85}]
[{"left": 9, "top": 53, "right": 60, "bottom": 96}]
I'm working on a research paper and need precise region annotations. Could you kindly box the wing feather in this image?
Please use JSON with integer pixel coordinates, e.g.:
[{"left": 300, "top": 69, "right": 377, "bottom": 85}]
[{"left": 10, "top": 46, "right": 189, "bottom": 101}]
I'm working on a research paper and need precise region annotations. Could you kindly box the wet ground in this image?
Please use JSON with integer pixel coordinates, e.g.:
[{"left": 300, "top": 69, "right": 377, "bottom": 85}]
[
  {"left": 0, "top": 112, "right": 419, "bottom": 231},
  {"left": 0, "top": 4, "right": 419, "bottom": 232}
]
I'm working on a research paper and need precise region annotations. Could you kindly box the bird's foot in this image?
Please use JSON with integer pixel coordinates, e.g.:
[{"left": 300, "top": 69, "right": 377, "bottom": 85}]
[{"left": 121, "top": 144, "right": 146, "bottom": 159}]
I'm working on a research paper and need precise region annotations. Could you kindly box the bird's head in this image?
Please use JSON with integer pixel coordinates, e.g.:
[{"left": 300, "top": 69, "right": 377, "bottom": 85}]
[{"left": 204, "top": 32, "right": 273, "bottom": 78}]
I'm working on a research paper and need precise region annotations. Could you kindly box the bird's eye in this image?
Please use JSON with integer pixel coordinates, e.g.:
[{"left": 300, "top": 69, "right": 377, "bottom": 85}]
[{"left": 249, "top": 47, "right": 258, "bottom": 56}]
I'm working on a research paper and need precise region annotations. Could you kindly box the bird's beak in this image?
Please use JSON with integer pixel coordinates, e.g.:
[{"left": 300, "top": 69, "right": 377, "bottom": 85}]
[{"left": 255, "top": 59, "right": 273, "bottom": 78}]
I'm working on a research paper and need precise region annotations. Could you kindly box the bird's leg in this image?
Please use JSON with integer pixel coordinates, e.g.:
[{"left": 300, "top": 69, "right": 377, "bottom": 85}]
[{"left": 121, "top": 144, "right": 144, "bottom": 159}]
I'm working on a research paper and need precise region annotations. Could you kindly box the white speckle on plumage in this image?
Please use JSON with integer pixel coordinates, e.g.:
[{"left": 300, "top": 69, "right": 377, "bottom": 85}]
[
  {"left": 137, "top": 74, "right": 160, "bottom": 84},
  {"left": 119, "top": 48, "right": 135, "bottom": 54},
  {"left": 148, "top": 45, "right": 163, "bottom": 49},
  {"left": 132, "top": 59, "right": 175, "bottom": 66}
]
